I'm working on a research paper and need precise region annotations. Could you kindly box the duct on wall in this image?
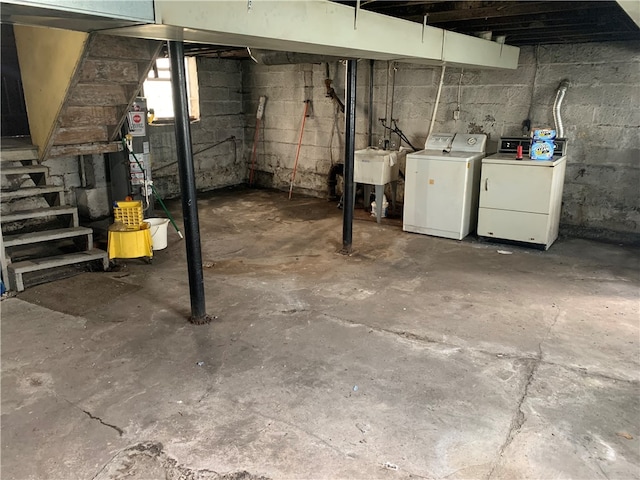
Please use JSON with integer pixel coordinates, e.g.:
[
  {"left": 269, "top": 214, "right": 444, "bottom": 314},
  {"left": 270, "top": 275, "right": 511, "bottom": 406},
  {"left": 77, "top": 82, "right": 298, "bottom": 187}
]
[{"left": 553, "top": 79, "right": 570, "bottom": 138}]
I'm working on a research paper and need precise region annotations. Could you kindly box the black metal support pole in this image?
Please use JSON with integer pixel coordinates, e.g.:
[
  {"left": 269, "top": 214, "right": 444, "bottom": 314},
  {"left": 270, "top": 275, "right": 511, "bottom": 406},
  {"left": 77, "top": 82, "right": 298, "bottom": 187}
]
[
  {"left": 168, "top": 41, "right": 210, "bottom": 324},
  {"left": 341, "top": 59, "right": 357, "bottom": 254},
  {"left": 368, "top": 59, "right": 374, "bottom": 146}
]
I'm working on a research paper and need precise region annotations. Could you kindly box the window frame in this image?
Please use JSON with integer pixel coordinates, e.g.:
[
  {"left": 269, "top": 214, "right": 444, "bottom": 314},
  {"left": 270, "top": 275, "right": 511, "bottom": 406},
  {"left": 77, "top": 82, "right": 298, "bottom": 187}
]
[{"left": 143, "top": 56, "right": 200, "bottom": 124}]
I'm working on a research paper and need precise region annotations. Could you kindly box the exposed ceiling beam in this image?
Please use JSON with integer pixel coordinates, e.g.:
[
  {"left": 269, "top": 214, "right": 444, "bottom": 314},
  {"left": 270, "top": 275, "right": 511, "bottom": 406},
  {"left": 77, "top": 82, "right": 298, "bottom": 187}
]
[
  {"left": 350, "top": 1, "right": 639, "bottom": 46},
  {"left": 502, "top": 32, "right": 635, "bottom": 45},
  {"left": 415, "top": 2, "right": 606, "bottom": 24},
  {"left": 357, "top": 1, "right": 606, "bottom": 22},
  {"left": 403, "top": 7, "right": 615, "bottom": 30}
]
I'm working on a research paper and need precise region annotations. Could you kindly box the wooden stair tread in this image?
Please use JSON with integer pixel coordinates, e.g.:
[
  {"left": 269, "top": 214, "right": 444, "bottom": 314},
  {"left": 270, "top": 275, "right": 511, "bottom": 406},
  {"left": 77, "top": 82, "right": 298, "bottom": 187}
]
[{"left": 4, "top": 226, "right": 92, "bottom": 247}]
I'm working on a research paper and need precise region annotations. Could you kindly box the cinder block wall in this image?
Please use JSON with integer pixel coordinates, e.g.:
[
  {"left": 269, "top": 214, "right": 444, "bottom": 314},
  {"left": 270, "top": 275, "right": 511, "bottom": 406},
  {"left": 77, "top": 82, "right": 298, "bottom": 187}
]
[
  {"left": 242, "top": 61, "right": 371, "bottom": 198},
  {"left": 242, "top": 41, "right": 639, "bottom": 241},
  {"left": 149, "top": 57, "right": 245, "bottom": 198}
]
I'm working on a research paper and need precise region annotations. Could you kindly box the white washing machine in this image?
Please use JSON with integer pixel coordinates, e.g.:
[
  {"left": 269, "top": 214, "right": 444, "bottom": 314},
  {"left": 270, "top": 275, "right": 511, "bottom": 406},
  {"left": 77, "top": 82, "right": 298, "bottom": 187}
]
[{"left": 403, "top": 133, "right": 487, "bottom": 240}]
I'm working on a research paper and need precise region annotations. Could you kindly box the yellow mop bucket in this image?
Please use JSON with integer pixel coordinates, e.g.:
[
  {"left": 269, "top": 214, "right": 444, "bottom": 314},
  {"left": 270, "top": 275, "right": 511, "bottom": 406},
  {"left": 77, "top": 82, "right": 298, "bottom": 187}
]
[{"left": 108, "top": 200, "right": 153, "bottom": 260}]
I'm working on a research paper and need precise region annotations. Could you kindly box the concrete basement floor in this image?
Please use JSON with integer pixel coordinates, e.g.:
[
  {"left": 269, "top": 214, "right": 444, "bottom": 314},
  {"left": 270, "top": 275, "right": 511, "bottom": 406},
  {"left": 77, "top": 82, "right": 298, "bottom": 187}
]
[{"left": 2, "top": 187, "right": 639, "bottom": 480}]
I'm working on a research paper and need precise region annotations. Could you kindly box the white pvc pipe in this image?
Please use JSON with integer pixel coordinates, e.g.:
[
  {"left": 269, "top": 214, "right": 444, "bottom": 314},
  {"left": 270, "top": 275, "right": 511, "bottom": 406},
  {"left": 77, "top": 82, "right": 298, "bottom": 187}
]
[{"left": 427, "top": 64, "right": 446, "bottom": 140}]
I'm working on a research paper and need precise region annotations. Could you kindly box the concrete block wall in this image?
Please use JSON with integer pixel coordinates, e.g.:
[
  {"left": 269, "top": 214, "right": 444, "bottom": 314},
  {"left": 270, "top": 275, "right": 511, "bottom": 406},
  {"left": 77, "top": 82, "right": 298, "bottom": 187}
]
[
  {"left": 75, "top": 154, "right": 110, "bottom": 219},
  {"left": 43, "top": 156, "right": 81, "bottom": 207},
  {"left": 242, "top": 61, "right": 371, "bottom": 198},
  {"left": 242, "top": 41, "right": 639, "bottom": 242},
  {"left": 148, "top": 57, "right": 245, "bottom": 198},
  {"left": 40, "top": 154, "right": 110, "bottom": 219}
]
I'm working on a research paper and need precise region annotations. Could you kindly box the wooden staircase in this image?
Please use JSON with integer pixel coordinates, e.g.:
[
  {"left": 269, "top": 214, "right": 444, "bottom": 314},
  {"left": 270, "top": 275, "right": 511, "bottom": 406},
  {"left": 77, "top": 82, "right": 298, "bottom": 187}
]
[
  {"left": 47, "top": 34, "right": 163, "bottom": 159},
  {"left": 1, "top": 141, "right": 108, "bottom": 292}
]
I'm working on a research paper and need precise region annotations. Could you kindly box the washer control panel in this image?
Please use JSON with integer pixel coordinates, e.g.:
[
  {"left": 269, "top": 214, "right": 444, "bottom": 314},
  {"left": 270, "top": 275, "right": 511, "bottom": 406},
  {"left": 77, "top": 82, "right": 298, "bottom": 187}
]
[
  {"left": 425, "top": 134, "right": 455, "bottom": 150},
  {"left": 451, "top": 134, "right": 487, "bottom": 153}
]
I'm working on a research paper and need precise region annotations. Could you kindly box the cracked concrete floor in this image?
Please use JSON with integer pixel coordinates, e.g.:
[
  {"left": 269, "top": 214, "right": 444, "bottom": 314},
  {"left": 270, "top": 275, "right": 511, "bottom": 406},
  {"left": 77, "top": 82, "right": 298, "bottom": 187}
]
[{"left": 2, "top": 188, "right": 639, "bottom": 480}]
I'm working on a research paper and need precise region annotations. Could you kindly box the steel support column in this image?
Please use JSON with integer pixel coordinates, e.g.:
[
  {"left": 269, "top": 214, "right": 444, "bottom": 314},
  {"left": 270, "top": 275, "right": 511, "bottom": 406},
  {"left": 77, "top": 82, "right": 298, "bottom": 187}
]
[
  {"left": 341, "top": 59, "right": 357, "bottom": 254},
  {"left": 368, "top": 59, "right": 374, "bottom": 146},
  {"left": 168, "top": 40, "right": 210, "bottom": 324}
]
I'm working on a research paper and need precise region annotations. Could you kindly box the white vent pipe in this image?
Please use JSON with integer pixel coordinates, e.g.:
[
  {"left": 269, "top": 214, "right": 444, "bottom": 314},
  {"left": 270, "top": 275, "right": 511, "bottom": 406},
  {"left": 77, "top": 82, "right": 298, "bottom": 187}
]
[{"left": 426, "top": 65, "right": 446, "bottom": 140}]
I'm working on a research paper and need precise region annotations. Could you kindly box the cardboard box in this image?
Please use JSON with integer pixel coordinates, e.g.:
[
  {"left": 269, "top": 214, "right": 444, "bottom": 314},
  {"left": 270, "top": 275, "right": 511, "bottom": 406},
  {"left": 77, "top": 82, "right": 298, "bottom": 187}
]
[
  {"left": 530, "top": 140, "right": 555, "bottom": 160},
  {"left": 532, "top": 128, "right": 556, "bottom": 141}
]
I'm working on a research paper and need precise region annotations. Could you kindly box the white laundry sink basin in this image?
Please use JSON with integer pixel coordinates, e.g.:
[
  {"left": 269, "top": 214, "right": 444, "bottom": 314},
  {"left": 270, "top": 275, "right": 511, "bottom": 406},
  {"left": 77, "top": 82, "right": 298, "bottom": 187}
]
[{"left": 354, "top": 148, "right": 405, "bottom": 184}]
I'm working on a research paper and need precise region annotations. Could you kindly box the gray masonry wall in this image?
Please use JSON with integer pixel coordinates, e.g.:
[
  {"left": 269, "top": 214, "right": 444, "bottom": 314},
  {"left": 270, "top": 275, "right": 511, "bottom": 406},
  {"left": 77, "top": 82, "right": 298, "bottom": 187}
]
[
  {"left": 242, "top": 41, "right": 640, "bottom": 241},
  {"left": 242, "top": 61, "right": 371, "bottom": 198},
  {"left": 148, "top": 56, "right": 245, "bottom": 199}
]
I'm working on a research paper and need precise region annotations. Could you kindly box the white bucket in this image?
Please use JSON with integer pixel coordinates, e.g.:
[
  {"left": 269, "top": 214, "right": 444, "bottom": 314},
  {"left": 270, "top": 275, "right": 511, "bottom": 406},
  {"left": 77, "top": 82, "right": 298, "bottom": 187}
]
[{"left": 145, "top": 217, "right": 170, "bottom": 250}]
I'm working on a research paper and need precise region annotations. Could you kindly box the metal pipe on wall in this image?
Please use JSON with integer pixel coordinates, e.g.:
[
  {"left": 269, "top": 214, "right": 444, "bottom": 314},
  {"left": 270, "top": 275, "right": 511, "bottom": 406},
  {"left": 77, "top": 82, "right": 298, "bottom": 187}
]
[
  {"left": 342, "top": 59, "right": 357, "bottom": 254},
  {"left": 388, "top": 62, "right": 397, "bottom": 145},
  {"left": 383, "top": 61, "right": 391, "bottom": 145},
  {"left": 168, "top": 40, "right": 211, "bottom": 325}
]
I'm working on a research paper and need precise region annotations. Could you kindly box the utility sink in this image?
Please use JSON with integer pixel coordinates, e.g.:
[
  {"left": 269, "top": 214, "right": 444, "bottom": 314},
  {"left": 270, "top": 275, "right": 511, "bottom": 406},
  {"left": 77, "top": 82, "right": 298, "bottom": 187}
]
[{"left": 354, "top": 148, "right": 405, "bottom": 185}]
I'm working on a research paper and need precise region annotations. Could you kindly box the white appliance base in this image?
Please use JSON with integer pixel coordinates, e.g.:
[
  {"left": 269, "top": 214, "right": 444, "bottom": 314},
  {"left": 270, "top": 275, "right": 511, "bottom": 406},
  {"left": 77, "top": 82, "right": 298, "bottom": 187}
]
[
  {"left": 477, "top": 207, "right": 557, "bottom": 250},
  {"left": 403, "top": 224, "right": 468, "bottom": 240}
]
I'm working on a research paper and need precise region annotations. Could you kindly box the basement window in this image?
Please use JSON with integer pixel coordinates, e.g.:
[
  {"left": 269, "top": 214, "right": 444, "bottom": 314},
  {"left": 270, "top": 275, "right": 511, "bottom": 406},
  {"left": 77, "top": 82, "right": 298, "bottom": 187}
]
[{"left": 143, "top": 57, "right": 200, "bottom": 123}]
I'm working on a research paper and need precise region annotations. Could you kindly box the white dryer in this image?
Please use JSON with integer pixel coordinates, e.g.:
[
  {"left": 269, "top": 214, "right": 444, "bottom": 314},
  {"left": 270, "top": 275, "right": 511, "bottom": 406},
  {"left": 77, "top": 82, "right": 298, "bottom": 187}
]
[
  {"left": 477, "top": 137, "right": 568, "bottom": 249},
  {"left": 403, "top": 133, "right": 487, "bottom": 240}
]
